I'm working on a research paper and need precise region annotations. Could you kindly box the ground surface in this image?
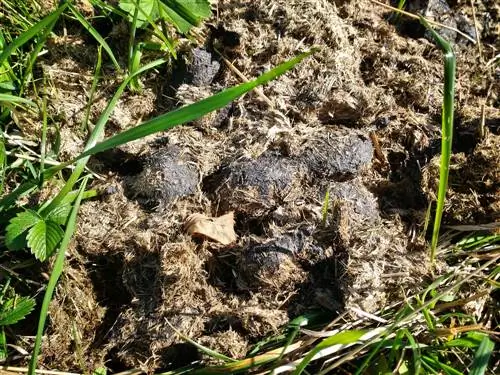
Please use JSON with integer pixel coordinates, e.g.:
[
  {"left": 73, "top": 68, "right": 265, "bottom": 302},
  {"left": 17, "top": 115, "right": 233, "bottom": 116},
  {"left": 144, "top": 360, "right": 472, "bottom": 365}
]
[{"left": 8, "top": 0, "right": 499, "bottom": 372}]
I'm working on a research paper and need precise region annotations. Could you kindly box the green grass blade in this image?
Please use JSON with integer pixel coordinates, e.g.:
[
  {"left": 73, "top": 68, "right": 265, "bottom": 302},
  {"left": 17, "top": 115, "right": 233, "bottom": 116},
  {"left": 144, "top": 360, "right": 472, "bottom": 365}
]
[
  {"left": 19, "top": 7, "right": 61, "bottom": 94},
  {"left": 0, "top": 3, "right": 68, "bottom": 65},
  {"left": 166, "top": 319, "right": 236, "bottom": 363},
  {"left": 422, "top": 355, "right": 463, "bottom": 375},
  {"left": 81, "top": 46, "right": 103, "bottom": 132},
  {"left": 469, "top": 335, "right": 494, "bottom": 375},
  {"left": 293, "top": 330, "right": 368, "bottom": 375},
  {"left": 0, "top": 136, "right": 6, "bottom": 195},
  {"left": 77, "top": 49, "right": 316, "bottom": 159},
  {"left": 0, "top": 180, "right": 38, "bottom": 211},
  {"left": 28, "top": 177, "right": 89, "bottom": 375},
  {"left": 0, "top": 94, "right": 35, "bottom": 107},
  {"left": 419, "top": 17, "right": 456, "bottom": 263},
  {"left": 39, "top": 85, "right": 48, "bottom": 181},
  {"left": 68, "top": 3, "right": 121, "bottom": 71}
]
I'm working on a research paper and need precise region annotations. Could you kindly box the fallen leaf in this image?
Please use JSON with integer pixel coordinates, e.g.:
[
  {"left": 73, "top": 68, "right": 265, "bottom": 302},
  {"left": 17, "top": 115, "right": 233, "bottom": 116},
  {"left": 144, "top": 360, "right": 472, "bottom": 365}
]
[{"left": 184, "top": 212, "right": 237, "bottom": 245}]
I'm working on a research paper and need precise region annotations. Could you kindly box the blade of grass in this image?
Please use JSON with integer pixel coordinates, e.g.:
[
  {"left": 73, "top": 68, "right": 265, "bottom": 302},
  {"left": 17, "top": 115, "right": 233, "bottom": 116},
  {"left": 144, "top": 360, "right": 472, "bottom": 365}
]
[
  {"left": 422, "top": 355, "right": 464, "bottom": 375},
  {"left": 28, "top": 176, "right": 89, "bottom": 375},
  {"left": 0, "top": 3, "right": 68, "bottom": 65},
  {"left": 0, "top": 180, "right": 38, "bottom": 211},
  {"left": 76, "top": 49, "right": 316, "bottom": 159},
  {"left": 80, "top": 46, "right": 103, "bottom": 132},
  {"left": 127, "top": 0, "right": 141, "bottom": 91},
  {"left": 420, "top": 16, "right": 456, "bottom": 264},
  {"left": 469, "top": 335, "right": 494, "bottom": 375},
  {"left": 39, "top": 81, "right": 48, "bottom": 183},
  {"left": 68, "top": 3, "right": 121, "bottom": 71},
  {"left": 189, "top": 341, "right": 305, "bottom": 374},
  {"left": 165, "top": 319, "right": 236, "bottom": 363},
  {"left": 0, "top": 94, "right": 35, "bottom": 107},
  {"left": 293, "top": 330, "right": 368, "bottom": 375},
  {"left": 19, "top": 10, "right": 60, "bottom": 94},
  {"left": 0, "top": 136, "right": 5, "bottom": 194},
  {"left": 321, "top": 189, "right": 329, "bottom": 227}
]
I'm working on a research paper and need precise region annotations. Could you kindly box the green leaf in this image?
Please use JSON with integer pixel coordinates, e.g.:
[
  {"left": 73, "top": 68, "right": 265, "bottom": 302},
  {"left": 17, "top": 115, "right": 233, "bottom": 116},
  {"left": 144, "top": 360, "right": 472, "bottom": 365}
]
[
  {"left": 0, "top": 296, "right": 36, "bottom": 326},
  {"left": 119, "top": 0, "right": 157, "bottom": 28},
  {"left": 0, "top": 93, "right": 36, "bottom": 107},
  {"left": 161, "top": 0, "right": 211, "bottom": 33},
  {"left": 29, "top": 178, "right": 89, "bottom": 375},
  {"left": 5, "top": 210, "right": 41, "bottom": 250},
  {"left": 26, "top": 220, "right": 64, "bottom": 261},
  {"left": 0, "top": 3, "right": 68, "bottom": 66},
  {"left": 469, "top": 335, "right": 494, "bottom": 375},
  {"left": 419, "top": 16, "right": 456, "bottom": 263},
  {"left": 445, "top": 332, "right": 487, "bottom": 349},
  {"left": 422, "top": 355, "right": 463, "bottom": 375},
  {"left": 0, "top": 82, "right": 15, "bottom": 91},
  {"left": 92, "top": 368, "right": 107, "bottom": 375},
  {"left": 0, "top": 328, "right": 6, "bottom": 361},
  {"left": 45, "top": 203, "right": 72, "bottom": 225},
  {"left": 0, "top": 137, "right": 5, "bottom": 195}
]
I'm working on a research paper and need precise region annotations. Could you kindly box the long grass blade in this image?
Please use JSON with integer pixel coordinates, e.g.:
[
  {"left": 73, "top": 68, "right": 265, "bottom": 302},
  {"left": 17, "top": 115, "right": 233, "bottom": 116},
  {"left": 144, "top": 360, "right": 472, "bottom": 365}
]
[
  {"left": 81, "top": 46, "right": 103, "bottom": 132},
  {"left": 293, "top": 330, "right": 368, "bottom": 375},
  {"left": 0, "top": 136, "right": 6, "bottom": 195},
  {"left": 28, "top": 177, "right": 89, "bottom": 375},
  {"left": 68, "top": 4, "right": 121, "bottom": 71},
  {"left": 0, "top": 3, "right": 68, "bottom": 65},
  {"left": 77, "top": 49, "right": 316, "bottom": 159},
  {"left": 469, "top": 335, "right": 494, "bottom": 375},
  {"left": 419, "top": 17, "right": 456, "bottom": 263},
  {"left": 0, "top": 94, "right": 35, "bottom": 107}
]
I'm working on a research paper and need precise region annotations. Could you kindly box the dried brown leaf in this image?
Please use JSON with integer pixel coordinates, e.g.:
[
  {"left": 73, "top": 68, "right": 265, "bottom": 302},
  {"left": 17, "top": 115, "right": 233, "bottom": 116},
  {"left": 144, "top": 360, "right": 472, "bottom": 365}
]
[{"left": 184, "top": 212, "right": 237, "bottom": 245}]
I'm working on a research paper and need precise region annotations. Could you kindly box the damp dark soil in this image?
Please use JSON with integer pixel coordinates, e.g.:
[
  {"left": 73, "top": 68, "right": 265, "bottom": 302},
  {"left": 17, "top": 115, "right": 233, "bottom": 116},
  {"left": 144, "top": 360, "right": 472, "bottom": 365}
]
[{"left": 8, "top": 0, "right": 499, "bottom": 372}]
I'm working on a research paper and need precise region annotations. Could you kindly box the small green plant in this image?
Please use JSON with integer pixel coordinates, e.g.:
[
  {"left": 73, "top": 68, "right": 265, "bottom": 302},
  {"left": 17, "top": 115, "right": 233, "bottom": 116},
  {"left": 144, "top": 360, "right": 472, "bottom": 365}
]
[
  {"left": 0, "top": 280, "right": 35, "bottom": 360},
  {"left": 419, "top": 17, "right": 456, "bottom": 264},
  {"left": 116, "top": 0, "right": 211, "bottom": 91}
]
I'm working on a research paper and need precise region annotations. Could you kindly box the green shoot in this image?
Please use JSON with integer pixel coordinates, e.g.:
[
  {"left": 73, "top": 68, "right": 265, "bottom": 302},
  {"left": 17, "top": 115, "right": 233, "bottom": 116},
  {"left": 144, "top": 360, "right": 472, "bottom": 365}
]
[
  {"left": 469, "top": 335, "right": 495, "bottom": 375},
  {"left": 28, "top": 177, "right": 89, "bottom": 375},
  {"left": 0, "top": 3, "right": 68, "bottom": 66},
  {"left": 419, "top": 17, "right": 456, "bottom": 264},
  {"left": 68, "top": 3, "right": 121, "bottom": 71},
  {"left": 81, "top": 46, "right": 103, "bottom": 132}
]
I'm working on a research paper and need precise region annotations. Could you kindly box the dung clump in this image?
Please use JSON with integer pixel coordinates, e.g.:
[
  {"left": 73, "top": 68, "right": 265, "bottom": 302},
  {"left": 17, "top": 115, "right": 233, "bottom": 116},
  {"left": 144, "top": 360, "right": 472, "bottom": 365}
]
[
  {"left": 206, "top": 152, "right": 306, "bottom": 216},
  {"left": 238, "top": 238, "right": 306, "bottom": 289},
  {"left": 318, "top": 91, "right": 366, "bottom": 125},
  {"left": 126, "top": 145, "right": 199, "bottom": 208},
  {"left": 185, "top": 47, "right": 220, "bottom": 86},
  {"left": 328, "top": 179, "right": 380, "bottom": 223},
  {"left": 299, "top": 133, "right": 373, "bottom": 179}
]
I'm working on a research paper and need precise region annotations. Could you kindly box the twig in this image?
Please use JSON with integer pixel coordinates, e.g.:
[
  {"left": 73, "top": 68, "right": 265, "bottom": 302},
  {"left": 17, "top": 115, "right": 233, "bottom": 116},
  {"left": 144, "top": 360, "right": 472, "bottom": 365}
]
[
  {"left": 369, "top": 131, "right": 386, "bottom": 164},
  {"left": 486, "top": 54, "right": 499, "bottom": 67},
  {"left": 433, "top": 289, "right": 490, "bottom": 312},
  {"left": 470, "top": 0, "right": 483, "bottom": 61},
  {"left": 213, "top": 47, "right": 275, "bottom": 108},
  {"left": 369, "top": 0, "right": 477, "bottom": 44}
]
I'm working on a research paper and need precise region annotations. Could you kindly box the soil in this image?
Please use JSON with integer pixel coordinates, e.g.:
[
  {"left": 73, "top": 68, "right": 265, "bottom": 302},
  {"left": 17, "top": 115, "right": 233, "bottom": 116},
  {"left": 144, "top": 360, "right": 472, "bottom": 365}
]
[{"left": 8, "top": 0, "right": 499, "bottom": 373}]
